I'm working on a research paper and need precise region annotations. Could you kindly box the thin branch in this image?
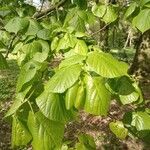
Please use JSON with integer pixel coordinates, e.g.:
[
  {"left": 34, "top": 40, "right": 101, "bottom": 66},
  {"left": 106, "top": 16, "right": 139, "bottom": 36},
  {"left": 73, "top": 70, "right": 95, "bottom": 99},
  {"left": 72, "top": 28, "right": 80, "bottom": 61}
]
[
  {"left": 124, "top": 29, "right": 131, "bottom": 49},
  {"left": 33, "top": 0, "right": 67, "bottom": 19},
  {"left": 91, "top": 24, "right": 109, "bottom": 36}
]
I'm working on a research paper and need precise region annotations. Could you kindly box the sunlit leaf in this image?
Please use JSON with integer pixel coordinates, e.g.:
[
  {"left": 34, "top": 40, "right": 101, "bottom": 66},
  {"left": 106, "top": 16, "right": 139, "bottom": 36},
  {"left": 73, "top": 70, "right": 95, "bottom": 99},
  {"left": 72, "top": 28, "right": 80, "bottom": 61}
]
[
  {"left": 109, "top": 121, "right": 128, "bottom": 140},
  {"left": 28, "top": 111, "right": 65, "bottom": 150},
  {"left": 46, "top": 64, "right": 82, "bottom": 93},
  {"left": 87, "top": 51, "right": 129, "bottom": 78}
]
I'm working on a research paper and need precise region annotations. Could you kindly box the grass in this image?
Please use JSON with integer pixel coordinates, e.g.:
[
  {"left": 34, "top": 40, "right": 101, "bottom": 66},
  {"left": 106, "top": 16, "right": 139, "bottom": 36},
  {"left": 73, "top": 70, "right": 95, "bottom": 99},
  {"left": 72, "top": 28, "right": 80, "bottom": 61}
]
[{"left": 0, "top": 58, "right": 19, "bottom": 102}]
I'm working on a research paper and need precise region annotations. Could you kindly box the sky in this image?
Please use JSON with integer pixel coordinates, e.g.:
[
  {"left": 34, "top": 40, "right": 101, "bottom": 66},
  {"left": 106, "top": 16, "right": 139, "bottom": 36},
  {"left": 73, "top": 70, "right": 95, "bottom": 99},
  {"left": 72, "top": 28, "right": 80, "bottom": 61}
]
[{"left": 33, "top": 0, "right": 40, "bottom": 6}]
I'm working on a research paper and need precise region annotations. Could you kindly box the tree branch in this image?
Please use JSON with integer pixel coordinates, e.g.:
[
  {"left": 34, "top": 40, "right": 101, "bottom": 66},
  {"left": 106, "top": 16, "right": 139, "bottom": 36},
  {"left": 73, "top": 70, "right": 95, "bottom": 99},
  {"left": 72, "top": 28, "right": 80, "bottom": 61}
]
[{"left": 33, "top": 0, "right": 67, "bottom": 19}]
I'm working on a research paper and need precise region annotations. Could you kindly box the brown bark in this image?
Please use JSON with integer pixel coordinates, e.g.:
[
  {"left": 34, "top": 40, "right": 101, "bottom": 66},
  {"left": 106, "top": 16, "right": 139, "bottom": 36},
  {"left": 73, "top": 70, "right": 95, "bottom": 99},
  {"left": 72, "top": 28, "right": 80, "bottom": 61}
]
[{"left": 33, "top": 0, "right": 67, "bottom": 19}]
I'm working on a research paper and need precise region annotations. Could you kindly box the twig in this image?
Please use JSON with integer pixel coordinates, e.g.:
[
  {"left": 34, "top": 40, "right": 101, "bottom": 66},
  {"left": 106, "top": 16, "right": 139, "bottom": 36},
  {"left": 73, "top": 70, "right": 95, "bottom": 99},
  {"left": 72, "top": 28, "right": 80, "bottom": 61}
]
[
  {"left": 91, "top": 24, "right": 109, "bottom": 36},
  {"left": 124, "top": 29, "right": 131, "bottom": 49},
  {"left": 33, "top": 0, "right": 67, "bottom": 19}
]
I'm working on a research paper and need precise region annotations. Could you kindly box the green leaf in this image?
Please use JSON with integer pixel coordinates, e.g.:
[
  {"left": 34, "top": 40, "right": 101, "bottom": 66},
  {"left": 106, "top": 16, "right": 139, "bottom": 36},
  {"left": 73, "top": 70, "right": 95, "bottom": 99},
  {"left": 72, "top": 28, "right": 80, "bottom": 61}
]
[
  {"left": 63, "top": 8, "right": 86, "bottom": 32},
  {"left": 16, "top": 62, "right": 37, "bottom": 92},
  {"left": 46, "top": 64, "right": 82, "bottom": 93},
  {"left": 36, "top": 91, "right": 75, "bottom": 122},
  {"left": 0, "top": 52, "right": 8, "bottom": 69},
  {"left": 76, "top": 134, "right": 96, "bottom": 150},
  {"left": 109, "top": 121, "right": 128, "bottom": 140},
  {"left": 5, "top": 86, "right": 32, "bottom": 117},
  {"left": 71, "top": 0, "right": 87, "bottom": 9},
  {"left": 132, "top": 9, "right": 150, "bottom": 33},
  {"left": 131, "top": 111, "right": 150, "bottom": 131},
  {"left": 87, "top": 51, "right": 129, "bottom": 78},
  {"left": 59, "top": 54, "right": 86, "bottom": 68},
  {"left": 102, "top": 5, "right": 118, "bottom": 23},
  {"left": 65, "top": 82, "right": 79, "bottom": 110},
  {"left": 51, "top": 37, "right": 59, "bottom": 51},
  {"left": 140, "top": 0, "right": 150, "bottom": 6},
  {"left": 74, "top": 81, "right": 86, "bottom": 109},
  {"left": 84, "top": 75, "right": 111, "bottom": 116},
  {"left": 133, "top": 83, "right": 143, "bottom": 104},
  {"left": 92, "top": 4, "right": 107, "bottom": 18},
  {"left": 32, "top": 40, "right": 50, "bottom": 63},
  {"left": 5, "top": 17, "right": 29, "bottom": 34},
  {"left": 56, "top": 33, "right": 77, "bottom": 52},
  {"left": 119, "top": 91, "right": 139, "bottom": 105},
  {"left": 17, "top": 40, "right": 49, "bottom": 65},
  {"left": 12, "top": 42, "right": 24, "bottom": 54},
  {"left": 0, "top": 7, "right": 10, "bottom": 17},
  {"left": 37, "top": 29, "right": 51, "bottom": 40},
  {"left": 92, "top": 4, "right": 118, "bottom": 23},
  {"left": 124, "top": 2, "right": 138, "bottom": 18},
  {"left": 11, "top": 116, "right": 32, "bottom": 148},
  {"left": 106, "top": 77, "right": 140, "bottom": 104},
  {"left": 25, "top": 19, "right": 42, "bottom": 35},
  {"left": 74, "top": 40, "right": 88, "bottom": 56},
  {"left": 17, "top": 41, "right": 42, "bottom": 65},
  {"left": 28, "top": 111, "right": 65, "bottom": 150},
  {"left": 106, "top": 76, "right": 135, "bottom": 95}
]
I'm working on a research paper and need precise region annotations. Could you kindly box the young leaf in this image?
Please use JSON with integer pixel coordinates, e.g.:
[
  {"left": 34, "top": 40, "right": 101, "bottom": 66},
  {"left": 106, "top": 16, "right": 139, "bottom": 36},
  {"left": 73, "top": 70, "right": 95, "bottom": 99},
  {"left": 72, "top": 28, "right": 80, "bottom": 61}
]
[
  {"left": 92, "top": 4, "right": 118, "bottom": 23},
  {"left": 119, "top": 91, "right": 139, "bottom": 105},
  {"left": 84, "top": 75, "right": 111, "bottom": 116},
  {"left": 75, "top": 134, "right": 96, "bottom": 150},
  {"left": 92, "top": 4, "right": 107, "bottom": 18},
  {"left": 65, "top": 82, "right": 79, "bottom": 110},
  {"left": 132, "top": 9, "right": 150, "bottom": 33},
  {"left": 102, "top": 5, "right": 118, "bottom": 24},
  {"left": 28, "top": 111, "right": 65, "bottom": 150},
  {"left": 106, "top": 76, "right": 135, "bottom": 95},
  {"left": 11, "top": 116, "right": 32, "bottom": 148},
  {"left": 63, "top": 8, "right": 87, "bottom": 32},
  {"left": 109, "top": 121, "right": 128, "bottom": 140},
  {"left": 16, "top": 61, "right": 37, "bottom": 92},
  {"left": 124, "top": 2, "right": 138, "bottom": 18},
  {"left": 37, "top": 29, "right": 51, "bottom": 40},
  {"left": 59, "top": 54, "right": 86, "bottom": 68},
  {"left": 36, "top": 91, "right": 75, "bottom": 122},
  {"left": 74, "top": 40, "right": 88, "bottom": 56},
  {"left": 51, "top": 37, "right": 59, "bottom": 51},
  {"left": 56, "top": 33, "right": 77, "bottom": 52},
  {"left": 5, "top": 86, "right": 32, "bottom": 117},
  {"left": 87, "top": 51, "right": 129, "bottom": 78},
  {"left": 46, "top": 64, "right": 82, "bottom": 93},
  {"left": 5, "top": 17, "right": 29, "bottom": 34},
  {"left": 25, "top": 19, "right": 42, "bottom": 35},
  {"left": 32, "top": 40, "right": 50, "bottom": 63},
  {"left": 74, "top": 81, "right": 86, "bottom": 110},
  {"left": 131, "top": 111, "right": 150, "bottom": 131}
]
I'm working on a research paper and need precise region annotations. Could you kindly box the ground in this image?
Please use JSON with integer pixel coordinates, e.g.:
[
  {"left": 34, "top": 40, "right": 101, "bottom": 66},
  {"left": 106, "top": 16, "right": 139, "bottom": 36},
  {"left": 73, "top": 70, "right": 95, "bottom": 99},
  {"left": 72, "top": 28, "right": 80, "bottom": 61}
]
[{"left": 0, "top": 57, "right": 150, "bottom": 150}]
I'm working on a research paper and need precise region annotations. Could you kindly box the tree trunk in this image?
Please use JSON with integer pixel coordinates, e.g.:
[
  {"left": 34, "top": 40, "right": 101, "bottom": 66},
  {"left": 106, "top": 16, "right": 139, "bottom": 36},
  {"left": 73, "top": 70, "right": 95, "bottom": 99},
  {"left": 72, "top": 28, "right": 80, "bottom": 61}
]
[{"left": 129, "top": 30, "right": 150, "bottom": 77}]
